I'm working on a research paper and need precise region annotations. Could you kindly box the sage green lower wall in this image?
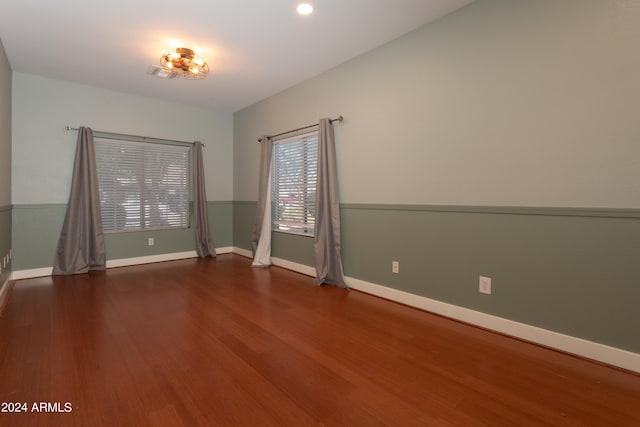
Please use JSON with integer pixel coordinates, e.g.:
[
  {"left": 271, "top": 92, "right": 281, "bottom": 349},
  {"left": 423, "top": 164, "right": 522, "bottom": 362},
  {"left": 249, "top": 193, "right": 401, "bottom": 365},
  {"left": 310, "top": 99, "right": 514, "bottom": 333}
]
[
  {"left": 233, "top": 201, "right": 315, "bottom": 265},
  {"left": 233, "top": 201, "right": 640, "bottom": 354},
  {"left": 0, "top": 205, "right": 11, "bottom": 285},
  {"left": 11, "top": 201, "right": 233, "bottom": 270},
  {"left": 233, "top": 201, "right": 256, "bottom": 252}
]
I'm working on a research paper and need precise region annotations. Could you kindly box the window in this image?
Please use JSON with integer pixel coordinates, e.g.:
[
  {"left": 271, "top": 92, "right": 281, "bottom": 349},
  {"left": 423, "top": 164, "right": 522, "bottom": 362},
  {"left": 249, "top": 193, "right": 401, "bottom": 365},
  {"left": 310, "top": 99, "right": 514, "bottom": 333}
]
[
  {"left": 94, "top": 138, "right": 190, "bottom": 232},
  {"left": 271, "top": 131, "right": 318, "bottom": 236}
]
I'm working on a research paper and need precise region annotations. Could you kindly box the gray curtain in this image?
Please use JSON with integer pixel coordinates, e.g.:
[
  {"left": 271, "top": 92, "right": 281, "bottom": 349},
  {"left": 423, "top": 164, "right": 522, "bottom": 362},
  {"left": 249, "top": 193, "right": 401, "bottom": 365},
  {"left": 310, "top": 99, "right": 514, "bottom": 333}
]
[
  {"left": 53, "top": 127, "right": 106, "bottom": 275},
  {"left": 251, "top": 136, "right": 273, "bottom": 266},
  {"left": 193, "top": 141, "right": 216, "bottom": 257},
  {"left": 314, "top": 119, "right": 348, "bottom": 289}
]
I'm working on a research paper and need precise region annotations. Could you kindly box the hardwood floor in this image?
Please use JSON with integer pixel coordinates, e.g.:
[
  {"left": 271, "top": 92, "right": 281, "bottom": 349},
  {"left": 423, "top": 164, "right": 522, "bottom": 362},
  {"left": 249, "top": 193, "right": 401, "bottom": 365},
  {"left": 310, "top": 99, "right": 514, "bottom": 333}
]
[{"left": 0, "top": 254, "right": 638, "bottom": 426}]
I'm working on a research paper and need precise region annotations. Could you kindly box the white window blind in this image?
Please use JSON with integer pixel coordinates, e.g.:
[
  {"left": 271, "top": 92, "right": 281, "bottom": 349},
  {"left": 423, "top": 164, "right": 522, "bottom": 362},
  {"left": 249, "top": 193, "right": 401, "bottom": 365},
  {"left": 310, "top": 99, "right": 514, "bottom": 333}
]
[
  {"left": 94, "top": 138, "right": 190, "bottom": 232},
  {"left": 271, "top": 131, "right": 318, "bottom": 236}
]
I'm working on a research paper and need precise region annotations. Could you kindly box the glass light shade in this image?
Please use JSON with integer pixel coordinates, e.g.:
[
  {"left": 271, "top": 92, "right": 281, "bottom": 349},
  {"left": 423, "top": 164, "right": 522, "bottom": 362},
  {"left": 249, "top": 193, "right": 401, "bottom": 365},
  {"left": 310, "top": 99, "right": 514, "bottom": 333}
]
[
  {"left": 297, "top": 3, "right": 313, "bottom": 15},
  {"left": 159, "top": 47, "right": 209, "bottom": 80}
]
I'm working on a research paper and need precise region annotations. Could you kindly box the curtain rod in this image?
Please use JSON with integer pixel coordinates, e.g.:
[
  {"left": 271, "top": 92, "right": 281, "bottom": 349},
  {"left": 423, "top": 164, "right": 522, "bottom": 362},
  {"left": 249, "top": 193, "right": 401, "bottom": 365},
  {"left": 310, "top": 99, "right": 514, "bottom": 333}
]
[
  {"left": 65, "top": 126, "right": 204, "bottom": 147},
  {"left": 257, "top": 115, "right": 344, "bottom": 142}
]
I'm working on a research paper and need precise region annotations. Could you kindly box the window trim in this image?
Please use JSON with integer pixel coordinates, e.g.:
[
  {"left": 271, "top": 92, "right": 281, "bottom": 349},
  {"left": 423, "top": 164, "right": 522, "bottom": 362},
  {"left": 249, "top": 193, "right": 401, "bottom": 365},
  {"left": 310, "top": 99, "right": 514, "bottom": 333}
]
[
  {"left": 94, "top": 136, "right": 192, "bottom": 234},
  {"left": 271, "top": 130, "right": 318, "bottom": 237}
]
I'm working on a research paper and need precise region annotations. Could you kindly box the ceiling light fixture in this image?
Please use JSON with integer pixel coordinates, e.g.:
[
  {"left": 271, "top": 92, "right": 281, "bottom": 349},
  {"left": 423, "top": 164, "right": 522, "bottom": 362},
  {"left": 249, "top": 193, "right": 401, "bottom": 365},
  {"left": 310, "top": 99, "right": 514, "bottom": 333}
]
[
  {"left": 296, "top": 3, "right": 314, "bottom": 15},
  {"left": 160, "top": 47, "right": 209, "bottom": 80}
]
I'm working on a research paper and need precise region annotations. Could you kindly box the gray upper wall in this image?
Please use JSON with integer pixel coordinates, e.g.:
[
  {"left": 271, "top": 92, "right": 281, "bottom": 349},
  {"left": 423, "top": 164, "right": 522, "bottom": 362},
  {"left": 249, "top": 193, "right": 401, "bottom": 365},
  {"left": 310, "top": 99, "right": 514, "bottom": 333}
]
[
  {"left": 0, "top": 38, "right": 11, "bottom": 206},
  {"left": 234, "top": 0, "right": 640, "bottom": 208},
  {"left": 1, "top": 38, "right": 12, "bottom": 284},
  {"left": 12, "top": 73, "right": 234, "bottom": 204}
]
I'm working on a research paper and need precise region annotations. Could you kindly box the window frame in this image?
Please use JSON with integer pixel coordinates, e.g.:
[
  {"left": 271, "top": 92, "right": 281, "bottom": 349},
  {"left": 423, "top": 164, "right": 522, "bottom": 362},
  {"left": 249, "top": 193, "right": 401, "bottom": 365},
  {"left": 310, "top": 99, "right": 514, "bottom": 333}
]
[
  {"left": 271, "top": 130, "right": 318, "bottom": 237},
  {"left": 94, "top": 137, "right": 192, "bottom": 234}
]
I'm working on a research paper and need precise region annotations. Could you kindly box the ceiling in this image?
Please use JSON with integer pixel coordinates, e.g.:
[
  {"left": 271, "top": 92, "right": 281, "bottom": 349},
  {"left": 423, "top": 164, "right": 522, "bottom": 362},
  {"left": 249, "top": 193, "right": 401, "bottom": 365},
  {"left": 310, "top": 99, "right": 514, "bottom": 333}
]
[{"left": 0, "top": 0, "right": 473, "bottom": 112}]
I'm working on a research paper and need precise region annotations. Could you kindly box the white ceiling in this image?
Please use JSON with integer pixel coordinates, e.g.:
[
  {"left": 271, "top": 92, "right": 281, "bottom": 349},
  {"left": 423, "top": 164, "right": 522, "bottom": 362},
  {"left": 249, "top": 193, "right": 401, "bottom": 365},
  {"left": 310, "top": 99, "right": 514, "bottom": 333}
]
[{"left": 0, "top": 0, "right": 473, "bottom": 112}]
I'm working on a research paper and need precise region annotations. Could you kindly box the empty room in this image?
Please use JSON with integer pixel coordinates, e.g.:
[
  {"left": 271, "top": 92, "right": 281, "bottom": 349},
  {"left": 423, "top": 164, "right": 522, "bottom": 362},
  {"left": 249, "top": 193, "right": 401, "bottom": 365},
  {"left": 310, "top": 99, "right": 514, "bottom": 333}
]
[{"left": 1, "top": 0, "right": 639, "bottom": 425}]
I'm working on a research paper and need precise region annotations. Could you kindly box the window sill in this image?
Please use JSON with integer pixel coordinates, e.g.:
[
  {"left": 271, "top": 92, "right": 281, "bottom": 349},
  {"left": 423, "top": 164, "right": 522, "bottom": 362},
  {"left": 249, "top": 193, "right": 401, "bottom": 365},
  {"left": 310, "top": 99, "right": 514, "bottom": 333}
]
[{"left": 272, "top": 229, "right": 315, "bottom": 238}]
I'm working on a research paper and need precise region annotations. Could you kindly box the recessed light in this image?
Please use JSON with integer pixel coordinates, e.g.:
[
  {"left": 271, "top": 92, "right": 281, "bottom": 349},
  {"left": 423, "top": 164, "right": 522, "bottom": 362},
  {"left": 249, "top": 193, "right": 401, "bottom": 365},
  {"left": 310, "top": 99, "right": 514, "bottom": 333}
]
[{"left": 297, "top": 3, "right": 314, "bottom": 15}]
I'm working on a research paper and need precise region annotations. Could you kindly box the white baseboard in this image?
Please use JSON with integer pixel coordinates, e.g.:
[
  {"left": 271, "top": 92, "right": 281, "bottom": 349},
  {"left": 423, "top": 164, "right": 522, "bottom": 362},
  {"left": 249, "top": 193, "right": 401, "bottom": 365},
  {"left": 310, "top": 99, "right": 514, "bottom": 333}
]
[
  {"left": 233, "top": 247, "right": 252, "bottom": 258},
  {"left": 12, "top": 247, "right": 236, "bottom": 280},
  {"left": 107, "top": 247, "right": 235, "bottom": 268},
  {"left": 0, "top": 276, "right": 13, "bottom": 313},
  {"left": 231, "top": 247, "right": 639, "bottom": 373},
  {"left": 233, "top": 247, "right": 317, "bottom": 276},
  {"left": 272, "top": 256, "right": 316, "bottom": 276},
  {"left": 106, "top": 251, "right": 199, "bottom": 268},
  {"left": 215, "top": 246, "right": 234, "bottom": 255},
  {"left": 12, "top": 267, "right": 53, "bottom": 280}
]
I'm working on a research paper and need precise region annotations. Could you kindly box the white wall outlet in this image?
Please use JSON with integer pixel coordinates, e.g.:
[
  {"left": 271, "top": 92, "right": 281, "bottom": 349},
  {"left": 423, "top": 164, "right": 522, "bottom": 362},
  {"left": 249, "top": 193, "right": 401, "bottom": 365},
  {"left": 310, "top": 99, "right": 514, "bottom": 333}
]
[
  {"left": 479, "top": 276, "right": 492, "bottom": 295},
  {"left": 392, "top": 261, "right": 400, "bottom": 274},
  {"left": 148, "top": 237, "right": 155, "bottom": 246}
]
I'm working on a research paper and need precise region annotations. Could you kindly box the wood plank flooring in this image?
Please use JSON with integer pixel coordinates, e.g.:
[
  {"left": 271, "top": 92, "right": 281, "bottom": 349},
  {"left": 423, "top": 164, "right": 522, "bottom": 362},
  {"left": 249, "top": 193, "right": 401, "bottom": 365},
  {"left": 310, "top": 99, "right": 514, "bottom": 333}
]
[{"left": 0, "top": 254, "right": 639, "bottom": 426}]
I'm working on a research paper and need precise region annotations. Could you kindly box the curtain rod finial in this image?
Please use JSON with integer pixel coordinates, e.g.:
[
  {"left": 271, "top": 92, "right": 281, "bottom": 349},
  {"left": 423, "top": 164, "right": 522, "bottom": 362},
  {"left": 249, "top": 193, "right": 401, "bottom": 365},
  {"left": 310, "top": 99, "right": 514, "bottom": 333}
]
[{"left": 337, "top": 115, "right": 344, "bottom": 122}]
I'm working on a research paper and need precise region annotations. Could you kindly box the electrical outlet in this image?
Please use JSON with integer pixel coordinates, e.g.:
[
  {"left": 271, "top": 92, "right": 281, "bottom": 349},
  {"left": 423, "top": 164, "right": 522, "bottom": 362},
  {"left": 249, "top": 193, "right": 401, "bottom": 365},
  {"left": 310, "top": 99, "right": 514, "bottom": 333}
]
[
  {"left": 148, "top": 237, "right": 155, "bottom": 246},
  {"left": 479, "top": 276, "right": 492, "bottom": 295},
  {"left": 392, "top": 261, "right": 400, "bottom": 274}
]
